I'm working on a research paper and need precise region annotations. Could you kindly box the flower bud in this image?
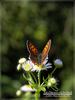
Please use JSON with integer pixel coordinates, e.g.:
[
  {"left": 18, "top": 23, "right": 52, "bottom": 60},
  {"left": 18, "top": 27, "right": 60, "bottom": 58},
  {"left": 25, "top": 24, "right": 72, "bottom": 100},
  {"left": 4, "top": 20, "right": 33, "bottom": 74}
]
[
  {"left": 47, "top": 77, "right": 56, "bottom": 87},
  {"left": 50, "top": 77, "right": 56, "bottom": 84},
  {"left": 17, "top": 64, "right": 21, "bottom": 71},
  {"left": 54, "top": 59, "right": 63, "bottom": 68},
  {"left": 47, "top": 80, "right": 52, "bottom": 87},
  {"left": 16, "top": 90, "right": 21, "bottom": 96},
  {"left": 19, "top": 58, "right": 26, "bottom": 64}
]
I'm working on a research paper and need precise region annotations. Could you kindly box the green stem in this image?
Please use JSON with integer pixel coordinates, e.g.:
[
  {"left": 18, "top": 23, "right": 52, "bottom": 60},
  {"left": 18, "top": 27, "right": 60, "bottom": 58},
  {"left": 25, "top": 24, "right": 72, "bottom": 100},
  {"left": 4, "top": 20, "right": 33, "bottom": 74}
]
[
  {"left": 41, "top": 76, "right": 48, "bottom": 86},
  {"left": 38, "top": 71, "right": 41, "bottom": 85},
  {"left": 34, "top": 71, "right": 41, "bottom": 100},
  {"left": 23, "top": 74, "right": 32, "bottom": 84},
  {"left": 30, "top": 72, "right": 37, "bottom": 83},
  {"left": 35, "top": 91, "right": 40, "bottom": 100},
  {"left": 51, "top": 67, "right": 57, "bottom": 76}
]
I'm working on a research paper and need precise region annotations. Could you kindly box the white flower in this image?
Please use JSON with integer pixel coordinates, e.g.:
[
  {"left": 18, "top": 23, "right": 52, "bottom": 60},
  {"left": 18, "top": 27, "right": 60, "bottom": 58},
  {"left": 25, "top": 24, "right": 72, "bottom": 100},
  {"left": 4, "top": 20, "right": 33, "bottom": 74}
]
[
  {"left": 31, "top": 64, "right": 42, "bottom": 71},
  {"left": 29, "top": 56, "right": 52, "bottom": 72},
  {"left": 17, "top": 57, "right": 52, "bottom": 72},
  {"left": 22, "top": 60, "right": 33, "bottom": 71},
  {"left": 20, "top": 85, "right": 36, "bottom": 92},
  {"left": 30, "top": 63, "right": 52, "bottom": 72},
  {"left": 54, "top": 59, "right": 63, "bottom": 68},
  {"left": 17, "top": 58, "right": 26, "bottom": 71},
  {"left": 17, "top": 58, "right": 33, "bottom": 71}
]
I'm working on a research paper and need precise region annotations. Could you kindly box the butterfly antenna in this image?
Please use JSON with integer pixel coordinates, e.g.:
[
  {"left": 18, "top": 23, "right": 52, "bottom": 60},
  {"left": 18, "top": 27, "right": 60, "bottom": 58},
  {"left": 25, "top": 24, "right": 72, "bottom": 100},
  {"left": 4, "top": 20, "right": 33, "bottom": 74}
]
[
  {"left": 26, "top": 40, "right": 30, "bottom": 52},
  {"left": 26, "top": 40, "right": 29, "bottom": 44}
]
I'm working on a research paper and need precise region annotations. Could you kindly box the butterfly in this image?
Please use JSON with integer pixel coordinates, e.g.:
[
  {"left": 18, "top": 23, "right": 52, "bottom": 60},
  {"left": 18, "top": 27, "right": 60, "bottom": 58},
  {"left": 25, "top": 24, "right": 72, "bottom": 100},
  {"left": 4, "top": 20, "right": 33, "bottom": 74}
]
[{"left": 26, "top": 40, "right": 51, "bottom": 66}]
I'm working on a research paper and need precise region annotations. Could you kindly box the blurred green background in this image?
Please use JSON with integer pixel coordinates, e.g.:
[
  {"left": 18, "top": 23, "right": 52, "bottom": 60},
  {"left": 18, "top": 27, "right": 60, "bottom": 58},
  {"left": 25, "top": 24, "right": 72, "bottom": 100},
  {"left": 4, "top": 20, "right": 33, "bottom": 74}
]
[{"left": 0, "top": 0, "right": 74, "bottom": 100}]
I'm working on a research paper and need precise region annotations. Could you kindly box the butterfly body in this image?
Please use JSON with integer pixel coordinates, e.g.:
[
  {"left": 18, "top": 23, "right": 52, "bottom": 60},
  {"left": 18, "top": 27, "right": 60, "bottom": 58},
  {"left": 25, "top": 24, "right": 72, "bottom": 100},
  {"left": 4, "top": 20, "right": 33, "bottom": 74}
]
[
  {"left": 37, "top": 53, "right": 42, "bottom": 64},
  {"left": 29, "top": 53, "right": 42, "bottom": 65},
  {"left": 27, "top": 40, "right": 51, "bottom": 66}
]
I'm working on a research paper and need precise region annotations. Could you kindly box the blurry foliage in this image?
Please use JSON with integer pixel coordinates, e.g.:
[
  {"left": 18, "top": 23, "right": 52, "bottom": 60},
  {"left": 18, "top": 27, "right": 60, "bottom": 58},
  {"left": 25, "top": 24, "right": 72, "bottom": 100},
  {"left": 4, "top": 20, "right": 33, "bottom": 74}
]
[{"left": 0, "top": 0, "right": 74, "bottom": 100}]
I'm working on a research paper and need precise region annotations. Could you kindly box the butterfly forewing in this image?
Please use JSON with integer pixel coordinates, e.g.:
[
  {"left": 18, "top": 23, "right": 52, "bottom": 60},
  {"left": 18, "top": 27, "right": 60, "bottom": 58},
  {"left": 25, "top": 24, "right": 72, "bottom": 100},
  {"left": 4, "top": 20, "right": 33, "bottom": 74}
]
[
  {"left": 26, "top": 40, "right": 38, "bottom": 64},
  {"left": 27, "top": 40, "right": 38, "bottom": 56},
  {"left": 41, "top": 40, "right": 51, "bottom": 63}
]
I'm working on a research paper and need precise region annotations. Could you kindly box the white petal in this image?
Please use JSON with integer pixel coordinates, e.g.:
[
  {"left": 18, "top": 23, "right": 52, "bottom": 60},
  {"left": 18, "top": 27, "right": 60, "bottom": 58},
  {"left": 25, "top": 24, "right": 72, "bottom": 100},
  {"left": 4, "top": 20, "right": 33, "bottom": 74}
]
[
  {"left": 20, "top": 85, "right": 36, "bottom": 92},
  {"left": 17, "top": 64, "right": 21, "bottom": 70},
  {"left": 45, "top": 63, "right": 52, "bottom": 67},
  {"left": 46, "top": 66, "right": 52, "bottom": 69}
]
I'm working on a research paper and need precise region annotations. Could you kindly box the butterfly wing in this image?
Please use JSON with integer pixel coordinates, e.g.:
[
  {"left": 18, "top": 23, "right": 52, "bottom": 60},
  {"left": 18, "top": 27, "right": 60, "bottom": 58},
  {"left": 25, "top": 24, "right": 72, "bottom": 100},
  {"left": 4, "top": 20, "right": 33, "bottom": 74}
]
[
  {"left": 41, "top": 39, "right": 51, "bottom": 64},
  {"left": 26, "top": 40, "right": 38, "bottom": 64}
]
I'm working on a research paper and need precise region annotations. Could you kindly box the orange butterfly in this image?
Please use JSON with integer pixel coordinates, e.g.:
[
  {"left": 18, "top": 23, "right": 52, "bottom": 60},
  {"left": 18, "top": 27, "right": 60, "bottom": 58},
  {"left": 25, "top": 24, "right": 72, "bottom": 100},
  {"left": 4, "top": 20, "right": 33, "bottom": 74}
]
[{"left": 26, "top": 40, "right": 51, "bottom": 66}]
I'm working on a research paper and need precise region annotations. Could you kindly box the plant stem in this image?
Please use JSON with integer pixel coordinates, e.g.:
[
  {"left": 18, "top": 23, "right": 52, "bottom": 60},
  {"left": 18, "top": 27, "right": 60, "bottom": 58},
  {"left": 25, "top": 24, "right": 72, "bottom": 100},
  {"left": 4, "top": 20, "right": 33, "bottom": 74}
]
[
  {"left": 51, "top": 67, "right": 57, "bottom": 76},
  {"left": 23, "top": 74, "right": 32, "bottom": 84},
  {"left": 34, "top": 71, "right": 41, "bottom": 100},
  {"left": 38, "top": 71, "right": 41, "bottom": 85},
  {"left": 30, "top": 72, "right": 37, "bottom": 83},
  {"left": 35, "top": 91, "right": 40, "bottom": 100},
  {"left": 41, "top": 76, "right": 48, "bottom": 86}
]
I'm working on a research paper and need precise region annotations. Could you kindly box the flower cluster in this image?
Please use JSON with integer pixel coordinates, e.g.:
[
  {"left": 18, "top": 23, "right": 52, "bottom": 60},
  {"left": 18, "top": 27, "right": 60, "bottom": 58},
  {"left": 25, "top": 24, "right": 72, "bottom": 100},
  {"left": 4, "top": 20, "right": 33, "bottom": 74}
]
[
  {"left": 17, "top": 56, "right": 52, "bottom": 72},
  {"left": 16, "top": 57, "right": 63, "bottom": 99}
]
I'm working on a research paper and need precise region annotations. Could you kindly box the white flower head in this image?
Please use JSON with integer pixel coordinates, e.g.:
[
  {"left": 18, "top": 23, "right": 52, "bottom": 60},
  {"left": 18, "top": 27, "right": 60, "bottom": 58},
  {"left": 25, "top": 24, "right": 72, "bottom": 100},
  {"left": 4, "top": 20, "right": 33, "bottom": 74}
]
[
  {"left": 20, "top": 85, "right": 36, "bottom": 92},
  {"left": 17, "top": 58, "right": 26, "bottom": 71},
  {"left": 54, "top": 59, "right": 63, "bottom": 68},
  {"left": 17, "top": 56, "right": 52, "bottom": 72},
  {"left": 28, "top": 56, "right": 52, "bottom": 72},
  {"left": 17, "top": 58, "right": 33, "bottom": 71},
  {"left": 31, "top": 64, "right": 42, "bottom": 71},
  {"left": 22, "top": 60, "right": 33, "bottom": 71},
  {"left": 30, "top": 63, "right": 52, "bottom": 72}
]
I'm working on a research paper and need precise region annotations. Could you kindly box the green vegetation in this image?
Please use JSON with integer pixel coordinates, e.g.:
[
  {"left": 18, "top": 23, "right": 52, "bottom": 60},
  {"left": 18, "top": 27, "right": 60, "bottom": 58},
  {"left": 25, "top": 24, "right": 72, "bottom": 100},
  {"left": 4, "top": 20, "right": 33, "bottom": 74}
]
[{"left": 1, "top": 0, "right": 74, "bottom": 100}]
